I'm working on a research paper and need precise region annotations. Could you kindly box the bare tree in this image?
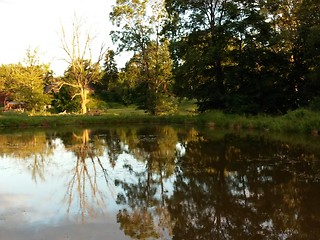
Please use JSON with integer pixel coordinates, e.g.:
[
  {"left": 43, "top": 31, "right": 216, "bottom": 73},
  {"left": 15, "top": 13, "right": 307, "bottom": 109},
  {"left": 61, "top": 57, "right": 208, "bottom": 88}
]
[{"left": 59, "top": 15, "right": 105, "bottom": 114}]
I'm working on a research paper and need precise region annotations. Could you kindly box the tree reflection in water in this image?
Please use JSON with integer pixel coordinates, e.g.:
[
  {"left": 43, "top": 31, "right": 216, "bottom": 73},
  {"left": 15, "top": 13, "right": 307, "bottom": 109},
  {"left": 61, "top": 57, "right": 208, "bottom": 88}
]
[
  {"left": 0, "top": 131, "right": 54, "bottom": 182},
  {"left": 168, "top": 134, "right": 320, "bottom": 239},
  {"left": 1, "top": 126, "right": 320, "bottom": 239},
  {"left": 111, "top": 129, "right": 320, "bottom": 239},
  {"left": 115, "top": 126, "right": 179, "bottom": 239},
  {"left": 63, "top": 129, "right": 114, "bottom": 223}
]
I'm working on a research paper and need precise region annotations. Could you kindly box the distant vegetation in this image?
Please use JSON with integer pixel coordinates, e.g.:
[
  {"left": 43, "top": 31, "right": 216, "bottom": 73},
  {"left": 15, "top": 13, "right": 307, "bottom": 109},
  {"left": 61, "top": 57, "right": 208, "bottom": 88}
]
[{"left": 0, "top": 0, "right": 320, "bottom": 118}]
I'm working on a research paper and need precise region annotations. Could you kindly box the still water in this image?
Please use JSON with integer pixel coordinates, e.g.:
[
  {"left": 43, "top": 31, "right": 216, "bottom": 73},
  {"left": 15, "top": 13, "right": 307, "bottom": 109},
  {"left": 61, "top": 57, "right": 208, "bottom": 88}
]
[{"left": 0, "top": 125, "right": 320, "bottom": 240}]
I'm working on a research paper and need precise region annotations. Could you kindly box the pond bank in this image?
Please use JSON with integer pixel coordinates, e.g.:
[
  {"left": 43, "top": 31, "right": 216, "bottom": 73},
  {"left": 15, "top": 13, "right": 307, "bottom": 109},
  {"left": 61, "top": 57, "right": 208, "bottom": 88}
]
[
  {"left": 199, "top": 109, "right": 320, "bottom": 135},
  {"left": 0, "top": 108, "right": 319, "bottom": 135}
]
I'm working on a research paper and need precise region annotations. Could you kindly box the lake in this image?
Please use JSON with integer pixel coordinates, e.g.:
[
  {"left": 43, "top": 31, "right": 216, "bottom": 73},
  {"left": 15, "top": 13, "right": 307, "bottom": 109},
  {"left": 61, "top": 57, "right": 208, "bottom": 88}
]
[{"left": 0, "top": 125, "right": 320, "bottom": 240}]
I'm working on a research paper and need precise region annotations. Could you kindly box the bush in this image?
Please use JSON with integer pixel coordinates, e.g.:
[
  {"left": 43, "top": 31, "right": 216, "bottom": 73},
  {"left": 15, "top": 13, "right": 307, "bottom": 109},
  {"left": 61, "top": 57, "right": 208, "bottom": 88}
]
[
  {"left": 155, "top": 95, "right": 178, "bottom": 116},
  {"left": 87, "top": 95, "right": 108, "bottom": 111},
  {"left": 309, "top": 97, "right": 320, "bottom": 112}
]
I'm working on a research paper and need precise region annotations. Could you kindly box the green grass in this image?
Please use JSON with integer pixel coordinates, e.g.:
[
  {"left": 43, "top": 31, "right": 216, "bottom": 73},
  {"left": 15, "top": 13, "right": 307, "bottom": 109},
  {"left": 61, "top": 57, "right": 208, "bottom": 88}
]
[
  {"left": 0, "top": 104, "right": 196, "bottom": 129},
  {"left": 0, "top": 105, "right": 320, "bottom": 135},
  {"left": 199, "top": 108, "right": 320, "bottom": 134},
  {"left": 175, "top": 99, "right": 197, "bottom": 115}
]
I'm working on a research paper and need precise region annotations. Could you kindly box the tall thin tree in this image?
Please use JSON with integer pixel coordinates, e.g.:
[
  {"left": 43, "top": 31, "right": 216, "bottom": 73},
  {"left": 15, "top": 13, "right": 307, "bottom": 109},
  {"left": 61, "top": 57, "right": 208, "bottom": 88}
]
[{"left": 59, "top": 15, "right": 105, "bottom": 114}]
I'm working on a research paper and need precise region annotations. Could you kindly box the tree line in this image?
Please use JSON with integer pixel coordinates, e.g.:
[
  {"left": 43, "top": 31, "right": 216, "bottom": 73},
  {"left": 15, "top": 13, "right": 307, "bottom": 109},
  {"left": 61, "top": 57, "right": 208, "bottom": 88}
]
[{"left": 1, "top": 0, "right": 320, "bottom": 115}]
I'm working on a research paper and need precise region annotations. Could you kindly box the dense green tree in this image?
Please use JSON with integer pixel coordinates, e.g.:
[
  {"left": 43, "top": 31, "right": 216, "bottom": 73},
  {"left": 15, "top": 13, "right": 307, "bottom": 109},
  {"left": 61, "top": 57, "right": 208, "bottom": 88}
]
[
  {"left": 102, "top": 50, "right": 119, "bottom": 94},
  {"left": 165, "top": 0, "right": 232, "bottom": 110},
  {"left": 261, "top": 0, "right": 306, "bottom": 111},
  {"left": 94, "top": 50, "right": 122, "bottom": 103},
  {"left": 297, "top": 0, "right": 320, "bottom": 106},
  {"left": 165, "top": 0, "right": 287, "bottom": 113},
  {"left": 110, "top": 0, "right": 176, "bottom": 115},
  {"left": 51, "top": 83, "right": 81, "bottom": 113},
  {"left": 224, "top": 1, "right": 293, "bottom": 114},
  {"left": 116, "top": 56, "right": 144, "bottom": 105},
  {"left": 121, "top": 41, "right": 177, "bottom": 114},
  {"left": 0, "top": 49, "right": 52, "bottom": 111},
  {"left": 163, "top": 0, "right": 320, "bottom": 114}
]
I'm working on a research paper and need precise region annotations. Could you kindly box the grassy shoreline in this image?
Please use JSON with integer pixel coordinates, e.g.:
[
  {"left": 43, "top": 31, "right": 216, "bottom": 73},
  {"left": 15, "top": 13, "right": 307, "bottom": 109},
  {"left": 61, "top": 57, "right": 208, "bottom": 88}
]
[
  {"left": 199, "top": 109, "right": 320, "bottom": 134},
  {"left": 0, "top": 108, "right": 319, "bottom": 135}
]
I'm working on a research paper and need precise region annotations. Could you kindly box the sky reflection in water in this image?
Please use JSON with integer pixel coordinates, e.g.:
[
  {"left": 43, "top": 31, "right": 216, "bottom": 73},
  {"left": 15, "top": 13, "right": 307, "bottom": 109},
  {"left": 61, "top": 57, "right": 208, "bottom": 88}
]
[{"left": 0, "top": 126, "right": 320, "bottom": 240}]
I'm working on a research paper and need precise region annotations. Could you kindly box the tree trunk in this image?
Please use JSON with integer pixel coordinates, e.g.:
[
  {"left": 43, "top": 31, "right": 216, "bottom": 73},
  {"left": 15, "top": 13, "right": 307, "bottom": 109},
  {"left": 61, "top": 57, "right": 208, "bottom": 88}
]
[{"left": 81, "top": 88, "right": 87, "bottom": 114}]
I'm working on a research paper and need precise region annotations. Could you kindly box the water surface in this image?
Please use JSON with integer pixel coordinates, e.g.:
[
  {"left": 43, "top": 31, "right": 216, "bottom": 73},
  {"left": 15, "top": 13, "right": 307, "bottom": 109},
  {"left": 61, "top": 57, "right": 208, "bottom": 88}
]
[{"left": 0, "top": 125, "right": 320, "bottom": 239}]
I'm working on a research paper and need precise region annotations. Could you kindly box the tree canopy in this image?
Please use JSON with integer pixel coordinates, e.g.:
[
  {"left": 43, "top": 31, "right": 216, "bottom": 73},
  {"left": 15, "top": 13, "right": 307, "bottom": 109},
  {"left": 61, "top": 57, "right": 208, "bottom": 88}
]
[
  {"left": 110, "top": 0, "right": 177, "bottom": 115},
  {"left": 0, "top": 48, "right": 52, "bottom": 111},
  {"left": 1, "top": 1, "right": 320, "bottom": 115}
]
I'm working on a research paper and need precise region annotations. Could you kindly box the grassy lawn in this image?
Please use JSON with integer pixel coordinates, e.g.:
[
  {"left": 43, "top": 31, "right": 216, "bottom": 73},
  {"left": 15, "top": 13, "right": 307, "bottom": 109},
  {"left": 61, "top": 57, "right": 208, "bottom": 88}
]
[
  {"left": 0, "top": 103, "right": 198, "bottom": 128},
  {"left": 0, "top": 102, "right": 319, "bottom": 135},
  {"left": 199, "top": 108, "right": 320, "bottom": 135}
]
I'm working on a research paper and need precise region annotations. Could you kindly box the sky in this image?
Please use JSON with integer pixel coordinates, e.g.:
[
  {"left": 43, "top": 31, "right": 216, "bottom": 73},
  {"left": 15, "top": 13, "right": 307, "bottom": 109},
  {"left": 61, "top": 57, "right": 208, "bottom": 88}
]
[{"left": 0, "top": 0, "right": 119, "bottom": 76}]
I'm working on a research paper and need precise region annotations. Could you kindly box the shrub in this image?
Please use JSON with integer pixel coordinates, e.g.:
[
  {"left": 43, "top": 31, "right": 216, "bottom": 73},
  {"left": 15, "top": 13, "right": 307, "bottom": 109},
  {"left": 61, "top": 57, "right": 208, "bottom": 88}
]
[{"left": 309, "top": 97, "right": 320, "bottom": 112}]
